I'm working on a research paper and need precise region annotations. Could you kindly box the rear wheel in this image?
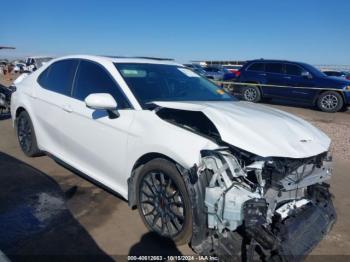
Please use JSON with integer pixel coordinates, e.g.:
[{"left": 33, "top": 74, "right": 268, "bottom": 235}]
[
  {"left": 136, "top": 158, "right": 192, "bottom": 245},
  {"left": 317, "top": 91, "right": 343, "bottom": 113},
  {"left": 16, "top": 111, "right": 42, "bottom": 157},
  {"left": 242, "top": 85, "right": 261, "bottom": 102}
]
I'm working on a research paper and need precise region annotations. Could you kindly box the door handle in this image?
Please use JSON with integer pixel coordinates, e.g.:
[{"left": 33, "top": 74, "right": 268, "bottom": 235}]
[
  {"left": 259, "top": 73, "right": 266, "bottom": 76},
  {"left": 62, "top": 104, "right": 73, "bottom": 113},
  {"left": 283, "top": 76, "right": 292, "bottom": 79}
]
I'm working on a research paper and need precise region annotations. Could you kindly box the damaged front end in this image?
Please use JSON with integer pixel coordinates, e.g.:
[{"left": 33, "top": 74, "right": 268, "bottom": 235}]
[{"left": 189, "top": 147, "right": 336, "bottom": 260}]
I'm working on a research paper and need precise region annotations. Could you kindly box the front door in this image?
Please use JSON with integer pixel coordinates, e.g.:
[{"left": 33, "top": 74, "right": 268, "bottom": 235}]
[{"left": 284, "top": 63, "right": 316, "bottom": 102}]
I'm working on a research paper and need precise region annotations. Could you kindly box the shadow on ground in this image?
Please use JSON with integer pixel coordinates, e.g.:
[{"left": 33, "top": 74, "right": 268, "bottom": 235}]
[
  {"left": 0, "top": 152, "right": 113, "bottom": 261},
  {"left": 129, "top": 232, "right": 183, "bottom": 257}
]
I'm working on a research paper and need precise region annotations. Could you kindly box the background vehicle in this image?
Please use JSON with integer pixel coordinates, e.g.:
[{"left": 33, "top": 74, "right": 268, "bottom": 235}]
[
  {"left": 11, "top": 55, "right": 336, "bottom": 259},
  {"left": 25, "top": 56, "right": 53, "bottom": 72},
  {"left": 323, "top": 70, "right": 350, "bottom": 80},
  {"left": 202, "top": 65, "right": 235, "bottom": 81},
  {"left": 236, "top": 59, "right": 350, "bottom": 112},
  {"left": 13, "top": 63, "right": 26, "bottom": 73},
  {"left": 183, "top": 63, "right": 206, "bottom": 76},
  {"left": 223, "top": 64, "right": 242, "bottom": 77},
  {"left": 0, "top": 84, "right": 14, "bottom": 116}
]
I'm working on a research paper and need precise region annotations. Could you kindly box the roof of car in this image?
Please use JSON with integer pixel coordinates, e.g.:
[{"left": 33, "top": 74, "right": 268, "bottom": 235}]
[
  {"left": 247, "top": 59, "right": 304, "bottom": 64},
  {"left": 51, "top": 55, "right": 182, "bottom": 66}
]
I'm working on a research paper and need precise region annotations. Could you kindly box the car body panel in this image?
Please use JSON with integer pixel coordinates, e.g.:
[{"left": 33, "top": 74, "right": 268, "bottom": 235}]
[
  {"left": 10, "top": 55, "right": 336, "bottom": 257},
  {"left": 153, "top": 101, "right": 330, "bottom": 158},
  {"left": 11, "top": 55, "right": 330, "bottom": 200}
]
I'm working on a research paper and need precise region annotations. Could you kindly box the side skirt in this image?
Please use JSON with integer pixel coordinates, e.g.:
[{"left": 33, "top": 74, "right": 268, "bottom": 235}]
[{"left": 45, "top": 152, "right": 126, "bottom": 201}]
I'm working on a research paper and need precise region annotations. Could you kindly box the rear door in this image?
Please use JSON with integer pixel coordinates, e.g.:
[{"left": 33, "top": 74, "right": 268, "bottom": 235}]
[
  {"left": 284, "top": 63, "right": 316, "bottom": 101},
  {"left": 33, "top": 59, "right": 78, "bottom": 157},
  {"left": 59, "top": 60, "right": 135, "bottom": 194},
  {"left": 263, "top": 62, "right": 288, "bottom": 97}
]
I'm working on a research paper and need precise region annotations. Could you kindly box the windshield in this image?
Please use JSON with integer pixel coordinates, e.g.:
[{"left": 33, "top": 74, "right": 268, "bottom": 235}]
[{"left": 115, "top": 63, "right": 236, "bottom": 107}]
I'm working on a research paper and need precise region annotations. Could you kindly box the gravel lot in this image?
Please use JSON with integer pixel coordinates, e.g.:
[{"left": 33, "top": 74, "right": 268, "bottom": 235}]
[{"left": 1, "top": 74, "right": 350, "bottom": 259}]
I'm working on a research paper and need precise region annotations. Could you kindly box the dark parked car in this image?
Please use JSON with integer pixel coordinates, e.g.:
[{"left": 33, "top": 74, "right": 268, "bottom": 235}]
[
  {"left": 202, "top": 66, "right": 235, "bottom": 81},
  {"left": 323, "top": 70, "right": 350, "bottom": 80},
  {"left": 183, "top": 63, "right": 206, "bottom": 76},
  {"left": 0, "top": 84, "right": 14, "bottom": 116},
  {"left": 236, "top": 59, "right": 350, "bottom": 112},
  {"left": 223, "top": 65, "right": 242, "bottom": 77}
]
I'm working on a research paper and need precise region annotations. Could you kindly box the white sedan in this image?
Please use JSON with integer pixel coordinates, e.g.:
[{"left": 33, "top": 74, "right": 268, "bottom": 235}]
[{"left": 11, "top": 55, "right": 336, "bottom": 258}]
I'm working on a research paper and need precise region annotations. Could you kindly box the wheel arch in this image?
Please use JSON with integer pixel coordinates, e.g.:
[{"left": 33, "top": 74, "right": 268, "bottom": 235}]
[
  {"left": 313, "top": 89, "right": 346, "bottom": 106},
  {"left": 15, "top": 106, "right": 27, "bottom": 118},
  {"left": 127, "top": 152, "right": 183, "bottom": 209}
]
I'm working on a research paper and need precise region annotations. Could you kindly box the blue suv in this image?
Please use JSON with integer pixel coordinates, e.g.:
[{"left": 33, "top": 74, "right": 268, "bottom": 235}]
[{"left": 236, "top": 59, "right": 350, "bottom": 112}]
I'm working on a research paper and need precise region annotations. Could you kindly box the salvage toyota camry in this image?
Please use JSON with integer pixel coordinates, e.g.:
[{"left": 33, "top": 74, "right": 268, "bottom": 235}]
[{"left": 11, "top": 55, "right": 336, "bottom": 260}]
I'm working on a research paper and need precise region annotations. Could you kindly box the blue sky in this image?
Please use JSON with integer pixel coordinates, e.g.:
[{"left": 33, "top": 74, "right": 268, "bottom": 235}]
[{"left": 1, "top": 0, "right": 349, "bottom": 64}]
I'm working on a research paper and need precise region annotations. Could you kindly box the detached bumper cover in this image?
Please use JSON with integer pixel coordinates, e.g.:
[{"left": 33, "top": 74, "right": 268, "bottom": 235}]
[
  {"left": 244, "top": 184, "right": 337, "bottom": 260},
  {"left": 277, "top": 197, "right": 336, "bottom": 259}
]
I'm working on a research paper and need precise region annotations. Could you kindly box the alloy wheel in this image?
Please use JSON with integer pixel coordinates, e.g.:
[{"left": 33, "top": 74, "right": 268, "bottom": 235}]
[
  {"left": 321, "top": 94, "right": 338, "bottom": 110},
  {"left": 139, "top": 171, "right": 185, "bottom": 238},
  {"left": 244, "top": 87, "right": 257, "bottom": 101}
]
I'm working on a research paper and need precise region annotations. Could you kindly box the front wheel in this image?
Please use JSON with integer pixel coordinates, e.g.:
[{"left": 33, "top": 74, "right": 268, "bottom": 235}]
[
  {"left": 242, "top": 85, "right": 261, "bottom": 102},
  {"left": 317, "top": 91, "right": 343, "bottom": 113},
  {"left": 136, "top": 158, "right": 193, "bottom": 245}
]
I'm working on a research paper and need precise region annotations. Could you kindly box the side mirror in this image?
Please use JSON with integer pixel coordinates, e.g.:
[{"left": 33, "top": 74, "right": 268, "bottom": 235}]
[
  {"left": 85, "top": 93, "right": 119, "bottom": 119},
  {"left": 301, "top": 71, "right": 312, "bottom": 79}
]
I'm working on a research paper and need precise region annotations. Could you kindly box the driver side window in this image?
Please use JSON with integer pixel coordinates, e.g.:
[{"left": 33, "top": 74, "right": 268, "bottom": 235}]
[{"left": 72, "top": 60, "right": 130, "bottom": 109}]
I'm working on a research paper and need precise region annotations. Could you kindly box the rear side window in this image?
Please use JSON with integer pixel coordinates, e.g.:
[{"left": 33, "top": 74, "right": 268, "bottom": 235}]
[
  {"left": 265, "top": 63, "right": 283, "bottom": 74},
  {"left": 72, "top": 60, "right": 130, "bottom": 109},
  {"left": 38, "top": 60, "right": 78, "bottom": 96},
  {"left": 247, "top": 63, "right": 264, "bottom": 72},
  {"left": 285, "top": 64, "right": 304, "bottom": 76}
]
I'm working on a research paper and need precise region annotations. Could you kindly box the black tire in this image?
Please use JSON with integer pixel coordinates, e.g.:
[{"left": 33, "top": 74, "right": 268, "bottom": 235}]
[
  {"left": 16, "top": 111, "right": 42, "bottom": 157},
  {"left": 136, "top": 158, "right": 193, "bottom": 245},
  {"left": 317, "top": 91, "right": 343, "bottom": 113},
  {"left": 242, "top": 85, "right": 261, "bottom": 102}
]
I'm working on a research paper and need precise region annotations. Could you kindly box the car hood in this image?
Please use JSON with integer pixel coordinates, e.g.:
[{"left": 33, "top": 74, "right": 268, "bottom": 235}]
[{"left": 153, "top": 101, "right": 331, "bottom": 158}]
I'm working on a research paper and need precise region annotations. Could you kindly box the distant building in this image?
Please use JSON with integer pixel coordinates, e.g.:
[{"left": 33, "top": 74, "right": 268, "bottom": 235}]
[{"left": 192, "top": 60, "right": 246, "bottom": 66}]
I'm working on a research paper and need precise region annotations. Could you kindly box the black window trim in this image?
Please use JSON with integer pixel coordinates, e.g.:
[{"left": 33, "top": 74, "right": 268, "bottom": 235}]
[
  {"left": 71, "top": 58, "right": 133, "bottom": 110},
  {"left": 37, "top": 58, "right": 133, "bottom": 110},
  {"left": 264, "top": 62, "right": 285, "bottom": 75},
  {"left": 246, "top": 62, "right": 265, "bottom": 72},
  {"left": 37, "top": 58, "right": 80, "bottom": 97},
  {"left": 284, "top": 63, "right": 307, "bottom": 76}
]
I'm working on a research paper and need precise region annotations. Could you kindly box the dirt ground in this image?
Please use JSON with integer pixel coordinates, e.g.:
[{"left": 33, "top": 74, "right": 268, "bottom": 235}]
[{"left": 1, "top": 74, "right": 350, "bottom": 259}]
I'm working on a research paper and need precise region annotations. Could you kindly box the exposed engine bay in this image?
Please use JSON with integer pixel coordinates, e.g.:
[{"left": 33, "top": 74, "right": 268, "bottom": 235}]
[
  {"left": 155, "top": 106, "right": 337, "bottom": 260},
  {"left": 190, "top": 147, "right": 336, "bottom": 260},
  {"left": 201, "top": 148, "right": 332, "bottom": 232}
]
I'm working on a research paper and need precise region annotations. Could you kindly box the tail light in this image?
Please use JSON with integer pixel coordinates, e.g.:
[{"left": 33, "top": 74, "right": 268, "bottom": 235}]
[
  {"left": 347, "top": 76, "right": 350, "bottom": 80},
  {"left": 235, "top": 70, "right": 241, "bottom": 77}
]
